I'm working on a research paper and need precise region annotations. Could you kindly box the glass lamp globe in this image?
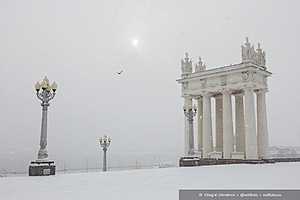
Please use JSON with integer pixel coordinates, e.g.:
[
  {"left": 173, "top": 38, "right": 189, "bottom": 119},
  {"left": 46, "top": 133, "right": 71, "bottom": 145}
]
[
  {"left": 35, "top": 82, "right": 41, "bottom": 91},
  {"left": 51, "top": 82, "right": 58, "bottom": 91}
]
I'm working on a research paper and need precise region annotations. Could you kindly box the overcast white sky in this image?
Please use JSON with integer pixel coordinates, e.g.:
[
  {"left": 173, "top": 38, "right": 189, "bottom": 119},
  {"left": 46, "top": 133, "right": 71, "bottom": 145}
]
[{"left": 0, "top": 0, "right": 300, "bottom": 172}]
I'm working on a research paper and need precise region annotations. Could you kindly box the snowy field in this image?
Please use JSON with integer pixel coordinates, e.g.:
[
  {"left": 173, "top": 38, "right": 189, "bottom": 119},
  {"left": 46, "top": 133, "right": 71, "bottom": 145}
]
[{"left": 1, "top": 162, "right": 300, "bottom": 200}]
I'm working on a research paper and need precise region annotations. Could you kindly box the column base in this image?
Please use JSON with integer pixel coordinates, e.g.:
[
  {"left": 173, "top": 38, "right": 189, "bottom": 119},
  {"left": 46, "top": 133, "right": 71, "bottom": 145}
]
[
  {"left": 179, "top": 157, "right": 271, "bottom": 167},
  {"left": 208, "top": 151, "right": 223, "bottom": 159},
  {"left": 29, "top": 160, "right": 56, "bottom": 176},
  {"left": 231, "top": 152, "right": 245, "bottom": 159}
]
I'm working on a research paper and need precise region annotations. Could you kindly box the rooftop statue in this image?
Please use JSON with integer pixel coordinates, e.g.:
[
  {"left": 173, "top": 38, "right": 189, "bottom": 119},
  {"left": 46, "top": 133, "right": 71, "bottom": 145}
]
[
  {"left": 256, "top": 43, "right": 266, "bottom": 66},
  {"left": 195, "top": 57, "right": 206, "bottom": 72},
  {"left": 181, "top": 52, "right": 193, "bottom": 75},
  {"left": 241, "top": 37, "right": 266, "bottom": 68}
]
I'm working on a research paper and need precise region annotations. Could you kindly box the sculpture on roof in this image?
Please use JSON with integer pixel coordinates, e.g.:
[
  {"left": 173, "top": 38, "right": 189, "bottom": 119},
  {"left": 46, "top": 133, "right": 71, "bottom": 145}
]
[
  {"left": 241, "top": 37, "right": 266, "bottom": 68},
  {"left": 181, "top": 52, "right": 193, "bottom": 75},
  {"left": 256, "top": 43, "right": 266, "bottom": 66},
  {"left": 195, "top": 57, "right": 206, "bottom": 72}
]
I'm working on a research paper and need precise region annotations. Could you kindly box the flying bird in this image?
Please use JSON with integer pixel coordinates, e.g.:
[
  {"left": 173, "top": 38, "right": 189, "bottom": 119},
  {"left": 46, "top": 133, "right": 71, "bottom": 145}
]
[{"left": 116, "top": 70, "right": 124, "bottom": 75}]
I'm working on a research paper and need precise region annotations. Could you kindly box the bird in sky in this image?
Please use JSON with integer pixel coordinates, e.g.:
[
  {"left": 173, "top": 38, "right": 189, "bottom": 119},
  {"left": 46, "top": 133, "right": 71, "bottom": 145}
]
[{"left": 116, "top": 70, "right": 124, "bottom": 75}]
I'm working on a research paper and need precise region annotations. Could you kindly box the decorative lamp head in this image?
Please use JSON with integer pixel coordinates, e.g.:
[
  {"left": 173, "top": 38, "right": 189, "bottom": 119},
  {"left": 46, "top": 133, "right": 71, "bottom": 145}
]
[
  {"left": 35, "top": 82, "right": 41, "bottom": 92},
  {"left": 41, "top": 76, "right": 49, "bottom": 90},
  {"left": 183, "top": 105, "right": 187, "bottom": 112},
  {"left": 51, "top": 82, "right": 58, "bottom": 92},
  {"left": 193, "top": 104, "right": 197, "bottom": 112},
  {"left": 41, "top": 81, "right": 47, "bottom": 90},
  {"left": 46, "top": 85, "right": 52, "bottom": 92},
  {"left": 99, "top": 135, "right": 111, "bottom": 147},
  {"left": 183, "top": 104, "right": 193, "bottom": 112}
]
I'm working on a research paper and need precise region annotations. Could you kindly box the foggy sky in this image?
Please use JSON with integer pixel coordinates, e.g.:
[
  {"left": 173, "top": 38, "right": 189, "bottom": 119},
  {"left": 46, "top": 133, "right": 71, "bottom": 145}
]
[{"left": 1, "top": 0, "right": 300, "bottom": 172}]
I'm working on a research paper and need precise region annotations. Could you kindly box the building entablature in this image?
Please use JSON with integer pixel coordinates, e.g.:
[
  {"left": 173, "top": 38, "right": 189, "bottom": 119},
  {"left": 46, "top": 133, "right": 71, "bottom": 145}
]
[
  {"left": 177, "top": 38, "right": 272, "bottom": 98},
  {"left": 178, "top": 62, "right": 271, "bottom": 97},
  {"left": 178, "top": 62, "right": 271, "bottom": 82}
]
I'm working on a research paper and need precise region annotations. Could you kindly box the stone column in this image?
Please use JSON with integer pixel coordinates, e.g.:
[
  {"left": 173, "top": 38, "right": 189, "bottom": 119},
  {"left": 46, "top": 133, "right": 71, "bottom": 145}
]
[
  {"left": 222, "top": 90, "right": 234, "bottom": 159},
  {"left": 256, "top": 89, "right": 269, "bottom": 159},
  {"left": 244, "top": 88, "right": 258, "bottom": 159},
  {"left": 197, "top": 97, "right": 203, "bottom": 157},
  {"left": 215, "top": 95, "right": 223, "bottom": 153},
  {"left": 202, "top": 93, "right": 213, "bottom": 158},
  {"left": 235, "top": 93, "right": 245, "bottom": 153}
]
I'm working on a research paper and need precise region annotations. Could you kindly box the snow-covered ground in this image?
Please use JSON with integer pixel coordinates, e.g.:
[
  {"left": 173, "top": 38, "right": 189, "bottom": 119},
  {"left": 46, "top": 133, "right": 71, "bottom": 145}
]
[{"left": 1, "top": 162, "right": 300, "bottom": 200}]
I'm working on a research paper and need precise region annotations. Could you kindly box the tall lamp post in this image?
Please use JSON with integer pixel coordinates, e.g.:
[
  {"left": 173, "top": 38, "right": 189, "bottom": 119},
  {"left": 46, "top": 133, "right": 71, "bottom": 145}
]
[
  {"left": 183, "top": 104, "right": 197, "bottom": 155},
  {"left": 29, "top": 76, "right": 57, "bottom": 176},
  {"left": 99, "top": 135, "right": 111, "bottom": 172}
]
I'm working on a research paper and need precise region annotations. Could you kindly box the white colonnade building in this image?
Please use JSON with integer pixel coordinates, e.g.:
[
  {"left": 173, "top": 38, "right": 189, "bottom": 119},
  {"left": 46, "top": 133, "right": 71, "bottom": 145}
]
[{"left": 177, "top": 38, "right": 271, "bottom": 160}]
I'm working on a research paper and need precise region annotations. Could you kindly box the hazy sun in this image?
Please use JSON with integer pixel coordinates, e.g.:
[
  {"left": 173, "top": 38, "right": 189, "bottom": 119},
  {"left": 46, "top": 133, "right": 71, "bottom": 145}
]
[{"left": 131, "top": 38, "right": 139, "bottom": 47}]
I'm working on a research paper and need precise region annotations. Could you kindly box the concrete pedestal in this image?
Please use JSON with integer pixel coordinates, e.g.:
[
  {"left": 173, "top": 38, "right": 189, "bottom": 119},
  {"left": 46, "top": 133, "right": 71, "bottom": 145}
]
[
  {"left": 208, "top": 151, "right": 223, "bottom": 159},
  {"left": 29, "top": 160, "right": 55, "bottom": 176},
  {"left": 231, "top": 152, "right": 245, "bottom": 159}
]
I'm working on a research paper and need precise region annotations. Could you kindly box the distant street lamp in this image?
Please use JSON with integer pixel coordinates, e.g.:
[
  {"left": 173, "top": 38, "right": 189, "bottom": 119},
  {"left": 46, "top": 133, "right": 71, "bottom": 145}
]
[
  {"left": 35, "top": 76, "right": 57, "bottom": 160},
  {"left": 99, "top": 135, "right": 111, "bottom": 172},
  {"left": 29, "top": 76, "right": 57, "bottom": 176},
  {"left": 183, "top": 104, "right": 197, "bottom": 155}
]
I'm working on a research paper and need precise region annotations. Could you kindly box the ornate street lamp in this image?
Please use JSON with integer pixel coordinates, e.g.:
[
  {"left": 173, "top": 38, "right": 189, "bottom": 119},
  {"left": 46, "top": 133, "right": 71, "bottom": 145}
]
[
  {"left": 183, "top": 104, "right": 197, "bottom": 155},
  {"left": 99, "top": 135, "right": 111, "bottom": 172},
  {"left": 29, "top": 76, "right": 57, "bottom": 176}
]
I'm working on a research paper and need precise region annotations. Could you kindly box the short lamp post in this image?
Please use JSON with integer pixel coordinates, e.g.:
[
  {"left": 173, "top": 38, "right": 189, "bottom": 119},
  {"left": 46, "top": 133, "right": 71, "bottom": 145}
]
[
  {"left": 183, "top": 104, "right": 197, "bottom": 155},
  {"left": 29, "top": 76, "right": 57, "bottom": 176},
  {"left": 99, "top": 135, "right": 111, "bottom": 172}
]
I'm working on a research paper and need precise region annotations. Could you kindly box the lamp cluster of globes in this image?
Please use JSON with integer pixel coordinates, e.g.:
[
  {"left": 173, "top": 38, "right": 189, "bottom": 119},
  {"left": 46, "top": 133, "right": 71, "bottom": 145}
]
[
  {"left": 34, "top": 76, "right": 57, "bottom": 92},
  {"left": 183, "top": 104, "right": 197, "bottom": 112},
  {"left": 99, "top": 135, "right": 112, "bottom": 148}
]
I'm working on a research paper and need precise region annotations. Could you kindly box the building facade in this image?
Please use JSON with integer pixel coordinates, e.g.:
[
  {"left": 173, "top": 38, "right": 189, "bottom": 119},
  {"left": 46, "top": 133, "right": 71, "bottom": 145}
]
[{"left": 177, "top": 38, "right": 271, "bottom": 160}]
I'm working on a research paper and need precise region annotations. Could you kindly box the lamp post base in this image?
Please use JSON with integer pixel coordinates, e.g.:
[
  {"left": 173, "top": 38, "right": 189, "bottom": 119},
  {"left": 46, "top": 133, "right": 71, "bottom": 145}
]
[{"left": 28, "top": 160, "right": 56, "bottom": 176}]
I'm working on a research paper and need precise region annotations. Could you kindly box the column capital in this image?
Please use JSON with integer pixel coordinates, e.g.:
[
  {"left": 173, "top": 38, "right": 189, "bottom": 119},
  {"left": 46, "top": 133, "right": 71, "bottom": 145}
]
[
  {"left": 221, "top": 89, "right": 233, "bottom": 95},
  {"left": 243, "top": 87, "right": 255, "bottom": 93},
  {"left": 233, "top": 92, "right": 244, "bottom": 97},
  {"left": 183, "top": 94, "right": 192, "bottom": 99},
  {"left": 194, "top": 96, "right": 203, "bottom": 100},
  {"left": 214, "top": 94, "right": 223, "bottom": 99},
  {"left": 255, "top": 88, "right": 268, "bottom": 94},
  {"left": 201, "top": 91, "right": 213, "bottom": 97}
]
